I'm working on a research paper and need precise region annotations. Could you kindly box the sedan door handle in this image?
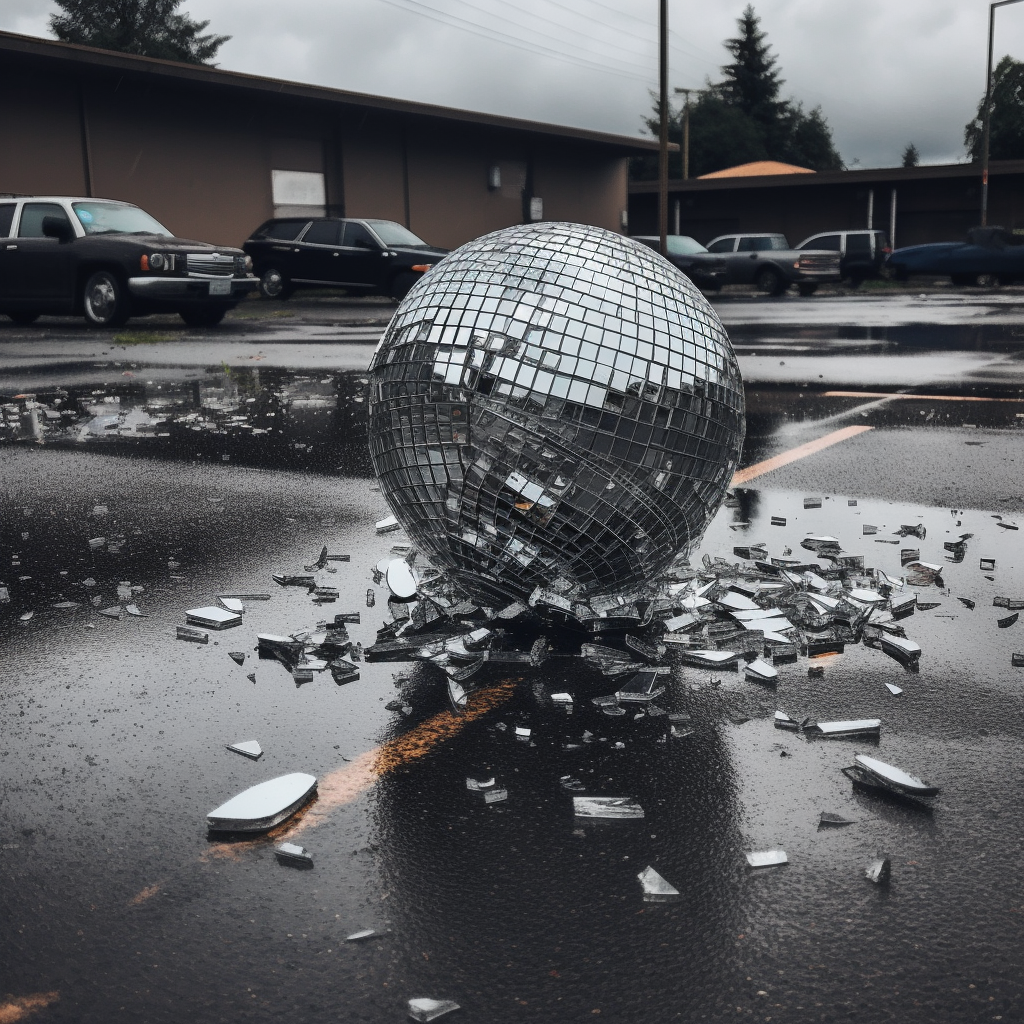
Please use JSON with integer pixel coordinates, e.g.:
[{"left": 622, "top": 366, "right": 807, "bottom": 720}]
[
  {"left": 333, "top": 252, "right": 339, "bottom": 256},
  {"left": 5, "top": 244, "right": 16, "bottom": 250}
]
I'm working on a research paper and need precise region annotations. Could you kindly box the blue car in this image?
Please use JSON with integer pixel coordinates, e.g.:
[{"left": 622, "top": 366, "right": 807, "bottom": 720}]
[{"left": 886, "top": 227, "right": 1024, "bottom": 286}]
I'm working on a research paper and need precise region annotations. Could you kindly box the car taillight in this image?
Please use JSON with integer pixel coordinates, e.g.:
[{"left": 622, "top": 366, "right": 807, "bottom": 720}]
[{"left": 882, "top": 246, "right": 892, "bottom": 254}]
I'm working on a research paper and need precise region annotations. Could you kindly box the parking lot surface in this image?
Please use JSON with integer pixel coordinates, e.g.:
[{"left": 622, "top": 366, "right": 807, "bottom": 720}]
[{"left": 2, "top": 289, "right": 1024, "bottom": 1023}]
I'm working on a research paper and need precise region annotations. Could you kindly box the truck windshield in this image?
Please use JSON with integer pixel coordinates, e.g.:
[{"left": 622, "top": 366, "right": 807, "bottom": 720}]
[
  {"left": 364, "top": 220, "right": 428, "bottom": 247},
  {"left": 72, "top": 201, "right": 171, "bottom": 237},
  {"left": 666, "top": 236, "right": 708, "bottom": 255}
]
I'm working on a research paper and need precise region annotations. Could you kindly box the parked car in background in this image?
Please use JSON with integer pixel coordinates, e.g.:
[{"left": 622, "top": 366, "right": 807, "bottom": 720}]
[
  {"left": 244, "top": 218, "right": 448, "bottom": 301},
  {"left": 704, "top": 232, "right": 840, "bottom": 295},
  {"left": 0, "top": 196, "right": 258, "bottom": 327},
  {"left": 631, "top": 234, "right": 727, "bottom": 291},
  {"left": 885, "top": 227, "right": 1024, "bottom": 286},
  {"left": 797, "top": 229, "right": 890, "bottom": 284}
]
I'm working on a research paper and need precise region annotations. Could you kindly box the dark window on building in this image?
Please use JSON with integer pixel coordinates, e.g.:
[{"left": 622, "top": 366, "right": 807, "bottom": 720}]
[
  {"left": 0, "top": 204, "right": 15, "bottom": 237},
  {"left": 344, "top": 222, "right": 380, "bottom": 249},
  {"left": 261, "top": 220, "right": 310, "bottom": 241},
  {"left": 302, "top": 220, "right": 341, "bottom": 245},
  {"left": 19, "top": 203, "right": 71, "bottom": 238}
]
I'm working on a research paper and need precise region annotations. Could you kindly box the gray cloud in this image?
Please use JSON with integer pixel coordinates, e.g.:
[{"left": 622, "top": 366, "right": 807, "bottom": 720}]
[{"left": 4, "top": 0, "right": 1023, "bottom": 168}]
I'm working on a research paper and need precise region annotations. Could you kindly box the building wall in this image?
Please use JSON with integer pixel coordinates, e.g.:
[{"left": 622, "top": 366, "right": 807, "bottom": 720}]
[{"left": 0, "top": 56, "right": 632, "bottom": 251}]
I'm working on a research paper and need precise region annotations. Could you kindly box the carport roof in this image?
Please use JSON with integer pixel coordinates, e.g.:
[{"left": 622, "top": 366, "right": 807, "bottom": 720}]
[{"left": 0, "top": 29, "right": 662, "bottom": 155}]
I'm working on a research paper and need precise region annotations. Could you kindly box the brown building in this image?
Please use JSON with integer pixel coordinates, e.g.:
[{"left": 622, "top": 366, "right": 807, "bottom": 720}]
[
  {"left": 0, "top": 30, "right": 657, "bottom": 249},
  {"left": 629, "top": 161, "right": 1024, "bottom": 248}
]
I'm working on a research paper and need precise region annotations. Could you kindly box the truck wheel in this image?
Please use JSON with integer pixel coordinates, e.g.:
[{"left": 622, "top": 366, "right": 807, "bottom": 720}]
[
  {"left": 976, "top": 273, "right": 999, "bottom": 288},
  {"left": 259, "top": 267, "right": 291, "bottom": 300},
  {"left": 180, "top": 306, "right": 228, "bottom": 327},
  {"left": 7, "top": 312, "right": 40, "bottom": 325},
  {"left": 83, "top": 270, "right": 131, "bottom": 328},
  {"left": 797, "top": 283, "right": 818, "bottom": 297},
  {"left": 756, "top": 267, "right": 785, "bottom": 296},
  {"left": 389, "top": 272, "right": 419, "bottom": 301}
]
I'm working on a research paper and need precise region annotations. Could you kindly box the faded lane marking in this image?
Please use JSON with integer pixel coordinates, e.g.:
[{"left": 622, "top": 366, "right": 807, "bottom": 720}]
[
  {"left": 824, "top": 391, "right": 1024, "bottom": 403},
  {"left": 128, "top": 883, "right": 162, "bottom": 906},
  {"left": 280, "top": 680, "right": 517, "bottom": 838},
  {"left": 0, "top": 993, "right": 60, "bottom": 1023},
  {"left": 731, "top": 425, "right": 873, "bottom": 486}
]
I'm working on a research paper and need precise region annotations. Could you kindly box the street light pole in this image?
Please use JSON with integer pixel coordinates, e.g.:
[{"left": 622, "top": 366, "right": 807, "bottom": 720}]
[
  {"left": 674, "top": 88, "right": 694, "bottom": 180},
  {"left": 658, "top": 0, "right": 669, "bottom": 257},
  {"left": 981, "top": 0, "right": 1024, "bottom": 226}
]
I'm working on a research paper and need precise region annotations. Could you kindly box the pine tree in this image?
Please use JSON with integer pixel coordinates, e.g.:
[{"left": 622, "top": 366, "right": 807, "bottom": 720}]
[
  {"left": 964, "top": 55, "right": 1024, "bottom": 161},
  {"left": 720, "top": 4, "right": 785, "bottom": 129},
  {"left": 901, "top": 143, "right": 920, "bottom": 168},
  {"left": 50, "top": 0, "right": 229, "bottom": 65}
]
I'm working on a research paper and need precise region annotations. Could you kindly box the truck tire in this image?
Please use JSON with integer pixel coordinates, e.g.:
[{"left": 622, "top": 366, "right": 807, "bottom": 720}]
[
  {"left": 797, "top": 283, "right": 818, "bottom": 297},
  {"left": 180, "top": 306, "right": 228, "bottom": 327},
  {"left": 82, "top": 269, "right": 131, "bottom": 328},
  {"left": 259, "top": 267, "right": 292, "bottom": 300},
  {"left": 756, "top": 267, "right": 785, "bottom": 296}
]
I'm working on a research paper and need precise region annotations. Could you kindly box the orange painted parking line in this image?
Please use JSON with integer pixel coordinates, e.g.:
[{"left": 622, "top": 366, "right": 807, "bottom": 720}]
[
  {"left": 0, "top": 993, "right": 59, "bottom": 1023},
  {"left": 823, "top": 391, "right": 1023, "bottom": 402},
  {"left": 731, "top": 425, "right": 873, "bottom": 486},
  {"left": 128, "top": 883, "right": 162, "bottom": 906}
]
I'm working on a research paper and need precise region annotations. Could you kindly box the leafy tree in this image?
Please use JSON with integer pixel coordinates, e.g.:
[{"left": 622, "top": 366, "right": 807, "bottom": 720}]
[
  {"left": 964, "top": 55, "right": 1024, "bottom": 161},
  {"left": 633, "top": 5, "right": 842, "bottom": 179},
  {"left": 901, "top": 143, "right": 920, "bottom": 168},
  {"left": 50, "top": 0, "right": 229, "bottom": 65}
]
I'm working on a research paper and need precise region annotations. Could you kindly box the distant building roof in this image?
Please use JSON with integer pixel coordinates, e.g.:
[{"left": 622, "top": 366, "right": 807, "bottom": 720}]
[{"left": 698, "top": 160, "right": 815, "bottom": 179}]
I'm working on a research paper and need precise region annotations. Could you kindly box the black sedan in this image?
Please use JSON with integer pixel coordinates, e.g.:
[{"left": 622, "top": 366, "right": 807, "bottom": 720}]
[
  {"left": 631, "top": 234, "right": 727, "bottom": 291},
  {"left": 0, "top": 196, "right": 258, "bottom": 328},
  {"left": 243, "top": 218, "right": 449, "bottom": 300},
  {"left": 886, "top": 227, "right": 1024, "bottom": 286}
]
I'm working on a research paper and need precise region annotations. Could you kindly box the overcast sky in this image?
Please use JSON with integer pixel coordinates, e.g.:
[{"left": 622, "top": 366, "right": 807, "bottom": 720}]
[{"left": 4, "top": 0, "right": 1023, "bottom": 168}]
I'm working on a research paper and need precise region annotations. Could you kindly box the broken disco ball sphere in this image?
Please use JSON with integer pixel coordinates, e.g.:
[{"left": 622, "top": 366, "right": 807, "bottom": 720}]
[{"left": 367, "top": 222, "right": 745, "bottom": 609}]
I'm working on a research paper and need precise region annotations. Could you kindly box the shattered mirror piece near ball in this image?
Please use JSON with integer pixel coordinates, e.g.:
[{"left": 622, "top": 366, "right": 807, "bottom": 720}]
[
  {"left": 573, "top": 796, "right": 644, "bottom": 819},
  {"left": 226, "top": 739, "right": 263, "bottom": 760},
  {"left": 746, "top": 850, "right": 788, "bottom": 868},
  {"left": 345, "top": 929, "right": 377, "bottom": 942},
  {"left": 865, "top": 856, "right": 891, "bottom": 885},
  {"left": 637, "top": 865, "right": 681, "bottom": 902},
  {"left": 408, "top": 998, "right": 460, "bottom": 1023},
  {"left": 185, "top": 606, "right": 242, "bottom": 630},
  {"left": 819, "top": 812, "right": 855, "bottom": 827},
  {"left": 274, "top": 842, "right": 313, "bottom": 866},
  {"left": 176, "top": 625, "right": 209, "bottom": 644},
  {"left": 206, "top": 772, "right": 317, "bottom": 832}
]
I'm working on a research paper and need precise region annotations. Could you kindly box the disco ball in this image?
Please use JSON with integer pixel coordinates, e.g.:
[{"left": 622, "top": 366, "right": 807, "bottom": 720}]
[{"left": 367, "top": 222, "right": 745, "bottom": 609}]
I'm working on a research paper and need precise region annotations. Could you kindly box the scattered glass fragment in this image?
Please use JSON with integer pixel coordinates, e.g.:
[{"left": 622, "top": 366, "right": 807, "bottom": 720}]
[
  {"left": 880, "top": 633, "right": 921, "bottom": 663},
  {"left": 218, "top": 597, "right": 245, "bottom": 614},
  {"left": 746, "top": 850, "right": 788, "bottom": 868},
  {"left": 207, "top": 773, "right": 318, "bottom": 832},
  {"left": 885, "top": 683, "right": 904, "bottom": 695},
  {"left": 275, "top": 842, "right": 313, "bottom": 865},
  {"left": 125, "top": 604, "right": 145, "bottom": 617},
  {"left": 385, "top": 559, "right": 418, "bottom": 601},
  {"left": 745, "top": 659, "right": 778, "bottom": 683},
  {"left": 774, "top": 711, "right": 799, "bottom": 730},
  {"left": 998, "top": 612, "right": 1019, "bottom": 628},
  {"left": 514, "top": 726, "right": 532, "bottom": 742},
  {"left": 177, "top": 625, "right": 209, "bottom": 644},
  {"left": 97, "top": 606, "right": 123, "bottom": 619},
  {"left": 366, "top": 588, "right": 376, "bottom": 608},
  {"left": 862, "top": 525, "right": 877, "bottom": 535},
  {"left": 550, "top": 692, "right": 573, "bottom": 704},
  {"left": 19, "top": 610, "right": 33, "bottom": 622},
  {"left": 375, "top": 516, "right": 400, "bottom": 534},
  {"left": 818, "top": 812, "right": 854, "bottom": 827},
  {"left": 484, "top": 788, "right": 508, "bottom": 804},
  {"left": 407, "top": 998, "right": 460, "bottom": 1022},
  {"left": 803, "top": 497, "right": 822, "bottom": 509},
  {"left": 227, "top": 739, "right": 263, "bottom": 760},
  {"left": 573, "top": 796, "right": 644, "bottom": 819},
  {"left": 806, "top": 718, "right": 881, "bottom": 738},
  {"left": 1012, "top": 653, "right": 1024, "bottom": 668},
  {"left": 53, "top": 600, "right": 81, "bottom": 610},
  {"left": 345, "top": 929, "right": 377, "bottom": 942},
  {"left": 845, "top": 754, "right": 939, "bottom": 798},
  {"left": 217, "top": 593, "right": 271, "bottom": 601},
  {"left": 980, "top": 558, "right": 996, "bottom": 571},
  {"left": 185, "top": 606, "right": 242, "bottom": 630},
  {"left": 957, "top": 598, "right": 976, "bottom": 610},
  {"left": 272, "top": 574, "right": 316, "bottom": 587},
  {"left": 865, "top": 856, "right": 891, "bottom": 885},
  {"left": 770, "top": 516, "right": 786, "bottom": 526},
  {"left": 304, "top": 546, "right": 329, "bottom": 572},
  {"left": 637, "top": 865, "right": 681, "bottom": 902}
]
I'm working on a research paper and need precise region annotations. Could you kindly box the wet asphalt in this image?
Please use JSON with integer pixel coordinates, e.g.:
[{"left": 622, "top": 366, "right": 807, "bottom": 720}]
[{"left": 2, "top": 286, "right": 1024, "bottom": 1024}]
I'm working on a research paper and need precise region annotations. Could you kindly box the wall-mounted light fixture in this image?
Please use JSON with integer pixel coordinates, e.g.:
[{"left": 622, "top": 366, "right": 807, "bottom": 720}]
[
  {"left": 529, "top": 196, "right": 543, "bottom": 221},
  {"left": 487, "top": 165, "right": 501, "bottom": 190}
]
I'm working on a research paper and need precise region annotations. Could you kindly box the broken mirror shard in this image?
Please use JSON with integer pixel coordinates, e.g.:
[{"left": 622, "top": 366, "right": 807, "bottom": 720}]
[
  {"left": 1013, "top": 653, "right": 1024, "bottom": 668},
  {"left": 206, "top": 773, "right": 318, "bottom": 832},
  {"left": 177, "top": 625, "right": 209, "bottom": 644},
  {"left": 367, "top": 223, "right": 745, "bottom": 611},
  {"left": 573, "top": 796, "right": 645, "bottom": 819},
  {"left": 218, "top": 592, "right": 272, "bottom": 601},
  {"left": 998, "top": 612, "right": 1019, "bottom": 628},
  {"left": 865, "top": 856, "right": 891, "bottom": 885},
  {"left": 407, "top": 998, "right": 460, "bottom": 1023},
  {"left": 819, "top": 812, "right": 855, "bottom": 827},
  {"left": 385, "top": 559, "right": 418, "bottom": 601},
  {"left": 272, "top": 574, "right": 316, "bottom": 588},
  {"left": 806, "top": 718, "right": 881, "bottom": 739},
  {"left": 774, "top": 711, "right": 799, "bottom": 731},
  {"left": 880, "top": 633, "right": 921, "bottom": 664},
  {"left": 843, "top": 754, "right": 939, "bottom": 799},
  {"left": 274, "top": 842, "right": 313, "bottom": 865},
  {"left": 304, "top": 546, "right": 329, "bottom": 572},
  {"left": 125, "top": 603, "right": 145, "bottom": 617},
  {"left": 226, "top": 739, "right": 263, "bottom": 760},
  {"left": 744, "top": 658, "right": 778, "bottom": 683},
  {"left": 345, "top": 929, "right": 377, "bottom": 942},
  {"left": 376, "top": 515, "right": 400, "bottom": 534},
  {"left": 637, "top": 865, "right": 681, "bottom": 902},
  {"left": 228, "top": 651, "right": 246, "bottom": 665},
  {"left": 885, "top": 683, "right": 904, "bottom": 695},
  {"left": 218, "top": 597, "right": 245, "bottom": 614},
  {"left": 980, "top": 558, "right": 996, "bottom": 571},
  {"left": 185, "top": 606, "right": 242, "bottom": 630},
  {"left": 770, "top": 516, "right": 786, "bottom": 526},
  {"left": 97, "top": 606, "right": 123, "bottom": 619},
  {"left": 746, "top": 849, "right": 788, "bottom": 868}
]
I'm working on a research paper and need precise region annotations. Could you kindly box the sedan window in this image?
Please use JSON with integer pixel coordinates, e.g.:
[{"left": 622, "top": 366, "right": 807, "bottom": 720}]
[
  {"left": 71, "top": 201, "right": 170, "bottom": 236},
  {"left": 19, "top": 203, "right": 73, "bottom": 238},
  {"left": 364, "top": 220, "right": 428, "bottom": 247},
  {"left": 707, "top": 238, "right": 735, "bottom": 253},
  {"left": 260, "top": 220, "right": 309, "bottom": 241},
  {"left": 665, "top": 235, "right": 708, "bottom": 255},
  {"left": 343, "top": 223, "right": 381, "bottom": 250},
  {"left": 0, "top": 203, "right": 15, "bottom": 237},
  {"left": 302, "top": 221, "right": 341, "bottom": 245}
]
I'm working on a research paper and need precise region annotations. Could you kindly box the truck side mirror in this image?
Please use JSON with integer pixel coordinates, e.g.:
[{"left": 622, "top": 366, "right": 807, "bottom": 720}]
[{"left": 42, "top": 216, "right": 74, "bottom": 243}]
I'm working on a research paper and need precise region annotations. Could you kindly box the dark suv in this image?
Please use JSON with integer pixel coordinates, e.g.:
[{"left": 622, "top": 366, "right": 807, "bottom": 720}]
[
  {"left": 796, "top": 230, "right": 891, "bottom": 284},
  {"left": 0, "top": 196, "right": 258, "bottom": 327},
  {"left": 244, "top": 218, "right": 448, "bottom": 301}
]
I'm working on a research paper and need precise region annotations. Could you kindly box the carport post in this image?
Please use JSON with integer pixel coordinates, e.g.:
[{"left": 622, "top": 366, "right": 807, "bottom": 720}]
[
  {"left": 981, "top": 0, "right": 1024, "bottom": 226},
  {"left": 889, "top": 189, "right": 897, "bottom": 250},
  {"left": 658, "top": 0, "right": 669, "bottom": 257}
]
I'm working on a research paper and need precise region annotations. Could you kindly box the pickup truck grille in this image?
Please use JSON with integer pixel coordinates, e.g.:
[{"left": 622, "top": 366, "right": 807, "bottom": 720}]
[
  {"left": 798, "top": 252, "right": 841, "bottom": 274},
  {"left": 185, "top": 253, "right": 235, "bottom": 277}
]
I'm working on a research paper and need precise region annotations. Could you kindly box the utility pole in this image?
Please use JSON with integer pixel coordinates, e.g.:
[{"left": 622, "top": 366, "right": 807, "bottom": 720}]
[
  {"left": 658, "top": 0, "right": 668, "bottom": 257},
  {"left": 981, "top": 0, "right": 1024, "bottom": 226},
  {"left": 674, "top": 88, "right": 695, "bottom": 180}
]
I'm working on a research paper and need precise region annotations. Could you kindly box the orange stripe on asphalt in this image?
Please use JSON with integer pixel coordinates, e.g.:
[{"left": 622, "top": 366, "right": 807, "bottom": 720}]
[
  {"left": 0, "top": 993, "right": 60, "bottom": 1024},
  {"left": 128, "top": 883, "right": 162, "bottom": 906},
  {"left": 824, "top": 391, "right": 1023, "bottom": 403},
  {"left": 731, "top": 425, "right": 873, "bottom": 485}
]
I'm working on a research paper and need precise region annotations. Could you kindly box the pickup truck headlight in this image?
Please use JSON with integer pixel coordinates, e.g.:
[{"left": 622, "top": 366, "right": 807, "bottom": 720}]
[
  {"left": 149, "top": 253, "right": 165, "bottom": 271},
  {"left": 141, "top": 253, "right": 176, "bottom": 272}
]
